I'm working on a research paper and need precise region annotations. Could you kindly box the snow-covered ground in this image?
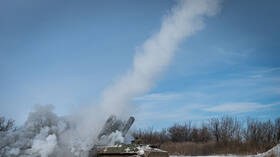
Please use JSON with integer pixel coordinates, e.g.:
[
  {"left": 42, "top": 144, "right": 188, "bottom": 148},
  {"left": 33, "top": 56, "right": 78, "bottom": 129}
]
[
  {"left": 171, "top": 144, "right": 280, "bottom": 157},
  {"left": 170, "top": 155, "right": 270, "bottom": 157},
  {"left": 171, "top": 155, "right": 271, "bottom": 157}
]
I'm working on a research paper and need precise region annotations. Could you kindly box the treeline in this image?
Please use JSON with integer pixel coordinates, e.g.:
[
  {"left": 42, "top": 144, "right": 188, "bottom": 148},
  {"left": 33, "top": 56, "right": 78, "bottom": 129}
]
[{"left": 132, "top": 116, "right": 280, "bottom": 155}]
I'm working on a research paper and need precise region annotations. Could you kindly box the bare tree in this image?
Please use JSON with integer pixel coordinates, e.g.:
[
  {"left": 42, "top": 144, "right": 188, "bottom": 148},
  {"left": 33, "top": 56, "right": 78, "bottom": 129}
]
[
  {"left": 209, "top": 118, "right": 220, "bottom": 142},
  {"left": 0, "top": 116, "right": 15, "bottom": 132},
  {"left": 275, "top": 118, "right": 280, "bottom": 143},
  {"left": 168, "top": 121, "right": 192, "bottom": 142},
  {"left": 132, "top": 127, "right": 170, "bottom": 145},
  {"left": 220, "top": 116, "right": 242, "bottom": 144},
  {"left": 191, "top": 128, "right": 199, "bottom": 142},
  {"left": 199, "top": 124, "right": 211, "bottom": 142},
  {"left": 209, "top": 116, "right": 242, "bottom": 144}
]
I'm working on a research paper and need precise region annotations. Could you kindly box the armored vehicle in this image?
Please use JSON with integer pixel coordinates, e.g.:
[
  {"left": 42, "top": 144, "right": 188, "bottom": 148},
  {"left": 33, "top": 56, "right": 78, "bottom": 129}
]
[{"left": 89, "top": 115, "right": 169, "bottom": 157}]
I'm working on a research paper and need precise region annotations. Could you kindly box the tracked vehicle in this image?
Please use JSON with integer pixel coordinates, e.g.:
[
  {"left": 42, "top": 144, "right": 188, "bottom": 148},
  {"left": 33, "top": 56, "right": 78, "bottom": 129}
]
[{"left": 89, "top": 115, "right": 169, "bottom": 157}]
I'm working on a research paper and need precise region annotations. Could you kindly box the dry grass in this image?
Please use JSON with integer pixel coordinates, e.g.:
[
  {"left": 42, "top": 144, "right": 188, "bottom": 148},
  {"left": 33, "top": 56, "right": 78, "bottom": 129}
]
[
  {"left": 159, "top": 141, "right": 274, "bottom": 156},
  {"left": 160, "top": 141, "right": 215, "bottom": 156}
]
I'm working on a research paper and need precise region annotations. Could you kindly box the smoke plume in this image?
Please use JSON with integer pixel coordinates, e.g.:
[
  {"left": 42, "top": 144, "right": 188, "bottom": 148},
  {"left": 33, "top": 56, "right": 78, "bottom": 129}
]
[
  {"left": 101, "top": 0, "right": 221, "bottom": 116},
  {"left": 0, "top": 0, "right": 221, "bottom": 156}
]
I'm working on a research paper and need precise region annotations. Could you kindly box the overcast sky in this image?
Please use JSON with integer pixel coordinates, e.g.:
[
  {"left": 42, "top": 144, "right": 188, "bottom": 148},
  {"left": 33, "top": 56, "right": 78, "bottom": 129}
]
[{"left": 1, "top": 0, "right": 280, "bottom": 129}]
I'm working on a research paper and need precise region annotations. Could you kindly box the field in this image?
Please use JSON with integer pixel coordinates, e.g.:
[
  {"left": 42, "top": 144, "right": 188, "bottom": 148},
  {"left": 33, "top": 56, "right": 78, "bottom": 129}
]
[{"left": 170, "top": 144, "right": 280, "bottom": 157}]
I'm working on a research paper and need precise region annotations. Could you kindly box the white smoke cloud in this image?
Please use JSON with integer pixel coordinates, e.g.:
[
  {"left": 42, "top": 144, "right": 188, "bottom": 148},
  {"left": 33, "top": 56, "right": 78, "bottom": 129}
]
[
  {"left": 0, "top": 0, "right": 222, "bottom": 156},
  {"left": 31, "top": 133, "right": 57, "bottom": 157},
  {"left": 101, "top": 0, "right": 221, "bottom": 117},
  {"left": 98, "top": 131, "right": 124, "bottom": 146},
  {"left": 0, "top": 105, "right": 70, "bottom": 157}
]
